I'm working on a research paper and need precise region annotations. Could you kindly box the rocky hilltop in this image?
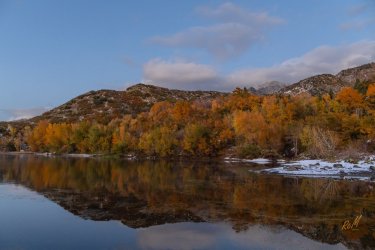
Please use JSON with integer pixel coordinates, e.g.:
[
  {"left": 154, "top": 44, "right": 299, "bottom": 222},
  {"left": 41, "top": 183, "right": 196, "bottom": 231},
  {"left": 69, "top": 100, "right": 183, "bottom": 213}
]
[
  {"left": 28, "top": 83, "right": 226, "bottom": 124},
  {"left": 279, "top": 62, "right": 375, "bottom": 96},
  {"left": 337, "top": 62, "right": 375, "bottom": 85},
  {"left": 280, "top": 74, "right": 342, "bottom": 96}
]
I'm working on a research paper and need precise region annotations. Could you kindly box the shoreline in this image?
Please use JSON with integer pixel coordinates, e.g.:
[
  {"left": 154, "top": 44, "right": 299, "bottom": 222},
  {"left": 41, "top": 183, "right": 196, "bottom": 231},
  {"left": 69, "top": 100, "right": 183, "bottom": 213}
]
[{"left": 1, "top": 151, "right": 375, "bottom": 180}]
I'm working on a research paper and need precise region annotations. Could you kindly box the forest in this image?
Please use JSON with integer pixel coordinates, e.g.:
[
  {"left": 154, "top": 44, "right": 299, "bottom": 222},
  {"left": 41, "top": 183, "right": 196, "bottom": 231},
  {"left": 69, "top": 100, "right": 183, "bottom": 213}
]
[{"left": 1, "top": 84, "right": 375, "bottom": 159}]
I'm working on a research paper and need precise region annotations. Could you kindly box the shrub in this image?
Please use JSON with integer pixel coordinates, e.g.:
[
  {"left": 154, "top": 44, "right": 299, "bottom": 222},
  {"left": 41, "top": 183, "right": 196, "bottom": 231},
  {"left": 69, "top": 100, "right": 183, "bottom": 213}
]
[
  {"left": 299, "top": 126, "right": 340, "bottom": 158},
  {"left": 237, "top": 144, "right": 261, "bottom": 159}
]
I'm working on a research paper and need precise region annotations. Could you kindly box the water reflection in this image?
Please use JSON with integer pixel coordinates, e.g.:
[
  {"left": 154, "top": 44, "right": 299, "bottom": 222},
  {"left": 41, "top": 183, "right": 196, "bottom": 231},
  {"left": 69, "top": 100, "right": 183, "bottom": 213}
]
[
  {"left": 137, "top": 223, "right": 346, "bottom": 250},
  {"left": 0, "top": 184, "right": 137, "bottom": 249},
  {"left": 0, "top": 154, "right": 374, "bottom": 249}
]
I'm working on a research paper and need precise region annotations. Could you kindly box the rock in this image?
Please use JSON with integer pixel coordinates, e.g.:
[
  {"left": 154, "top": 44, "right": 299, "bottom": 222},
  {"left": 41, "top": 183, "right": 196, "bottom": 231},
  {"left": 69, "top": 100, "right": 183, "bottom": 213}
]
[
  {"left": 285, "top": 165, "right": 303, "bottom": 171},
  {"left": 347, "top": 158, "right": 358, "bottom": 164},
  {"left": 333, "top": 164, "right": 343, "bottom": 168},
  {"left": 364, "top": 158, "right": 373, "bottom": 164},
  {"left": 309, "top": 163, "right": 320, "bottom": 167},
  {"left": 369, "top": 166, "right": 375, "bottom": 171},
  {"left": 353, "top": 165, "right": 360, "bottom": 168}
]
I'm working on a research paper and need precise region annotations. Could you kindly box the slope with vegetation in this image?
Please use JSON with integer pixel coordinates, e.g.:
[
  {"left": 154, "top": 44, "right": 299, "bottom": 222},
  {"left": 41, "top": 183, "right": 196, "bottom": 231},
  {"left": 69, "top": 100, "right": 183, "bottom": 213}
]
[
  {"left": 1, "top": 83, "right": 374, "bottom": 160},
  {"left": 30, "top": 83, "right": 227, "bottom": 124},
  {"left": 1, "top": 63, "right": 375, "bottom": 159}
]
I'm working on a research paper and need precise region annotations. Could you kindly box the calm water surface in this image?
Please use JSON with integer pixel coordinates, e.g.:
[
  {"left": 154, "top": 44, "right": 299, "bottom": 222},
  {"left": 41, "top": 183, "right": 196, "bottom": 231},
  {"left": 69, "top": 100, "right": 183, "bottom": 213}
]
[{"left": 0, "top": 154, "right": 374, "bottom": 249}]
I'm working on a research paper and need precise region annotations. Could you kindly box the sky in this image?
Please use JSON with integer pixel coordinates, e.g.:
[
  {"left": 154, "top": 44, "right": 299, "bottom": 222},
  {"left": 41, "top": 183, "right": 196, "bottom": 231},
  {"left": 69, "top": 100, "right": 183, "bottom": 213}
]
[{"left": 0, "top": 0, "right": 375, "bottom": 121}]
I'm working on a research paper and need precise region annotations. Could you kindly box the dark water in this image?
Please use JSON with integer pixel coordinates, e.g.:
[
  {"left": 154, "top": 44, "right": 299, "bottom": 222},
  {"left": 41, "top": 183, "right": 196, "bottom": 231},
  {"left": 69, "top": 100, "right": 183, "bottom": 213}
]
[{"left": 0, "top": 155, "right": 374, "bottom": 249}]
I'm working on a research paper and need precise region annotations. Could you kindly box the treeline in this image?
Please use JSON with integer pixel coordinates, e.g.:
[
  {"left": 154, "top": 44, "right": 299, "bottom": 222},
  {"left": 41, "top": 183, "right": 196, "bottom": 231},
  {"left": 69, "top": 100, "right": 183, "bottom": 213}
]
[{"left": 2, "top": 84, "right": 375, "bottom": 158}]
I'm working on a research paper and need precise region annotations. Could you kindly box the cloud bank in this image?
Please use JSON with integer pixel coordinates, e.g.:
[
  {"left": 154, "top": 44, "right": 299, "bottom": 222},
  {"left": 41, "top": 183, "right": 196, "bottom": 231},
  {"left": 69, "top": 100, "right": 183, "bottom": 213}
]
[
  {"left": 143, "top": 58, "right": 223, "bottom": 90},
  {"left": 0, "top": 107, "right": 50, "bottom": 121},
  {"left": 143, "top": 40, "right": 375, "bottom": 91},
  {"left": 340, "top": 2, "right": 375, "bottom": 31},
  {"left": 150, "top": 2, "right": 283, "bottom": 60},
  {"left": 229, "top": 40, "right": 375, "bottom": 87}
]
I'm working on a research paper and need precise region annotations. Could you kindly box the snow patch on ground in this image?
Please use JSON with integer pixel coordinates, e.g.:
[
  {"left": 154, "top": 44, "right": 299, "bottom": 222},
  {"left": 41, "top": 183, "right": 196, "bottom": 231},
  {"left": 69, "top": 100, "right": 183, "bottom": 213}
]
[
  {"left": 34, "top": 153, "right": 94, "bottom": 158},
  {"left": 224, "top": 157, "right": 272, "bottom": 164},
  {"left": 64, "top": 154, "right": 93, "bottom": 158},
  {"left": 257, "top": 157, "right": 375, "bottom": 179}
]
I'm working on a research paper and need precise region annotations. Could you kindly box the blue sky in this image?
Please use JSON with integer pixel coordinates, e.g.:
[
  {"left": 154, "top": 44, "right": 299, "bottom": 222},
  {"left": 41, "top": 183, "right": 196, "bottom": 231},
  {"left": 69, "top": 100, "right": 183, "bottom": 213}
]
[{"left": 0, "top": 0, "right": 374, "bottom": 121}]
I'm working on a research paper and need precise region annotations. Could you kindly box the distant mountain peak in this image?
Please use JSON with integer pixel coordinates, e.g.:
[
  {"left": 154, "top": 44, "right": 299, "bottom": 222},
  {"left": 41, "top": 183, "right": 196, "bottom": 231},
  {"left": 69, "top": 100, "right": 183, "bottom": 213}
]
[{"left": 255, "top": 81, "right": 287, "bottom": 95}]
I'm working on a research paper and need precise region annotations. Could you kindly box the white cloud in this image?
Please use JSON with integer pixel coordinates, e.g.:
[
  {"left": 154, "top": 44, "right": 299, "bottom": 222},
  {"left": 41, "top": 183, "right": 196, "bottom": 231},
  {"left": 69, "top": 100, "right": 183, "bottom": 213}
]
[
  {"left": 196, "top": 2, "right": 283, "bottom": 25},
  {"left": 229, "top": 40, "right": 375, "bottom": 87},
  {"left": 0, "top": 107, "right": 50, "bottom": 121},
  {"left": 143, "top": 40, "right": 375, "bottom": 91},
  {"left": 143, "top": 58, "right": 222, "bottom": 90},
  {"left": 340, "top": 19, "right": 375, "bottom": 31},
  {"left": 151, "top": 23, "right": 263, "bottom": 60},
  {"left": 341, "top": 2, "right": 375, "bottom": 31},
  {"left": 150, "top": 2, "right": 283, "bottom": 60}
]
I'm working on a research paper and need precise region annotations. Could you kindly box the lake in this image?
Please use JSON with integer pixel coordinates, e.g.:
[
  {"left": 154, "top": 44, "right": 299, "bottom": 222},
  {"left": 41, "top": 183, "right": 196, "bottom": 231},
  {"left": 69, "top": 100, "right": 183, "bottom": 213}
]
[{"left": 0, "top": 154, "right": 374, "bottom": 249}]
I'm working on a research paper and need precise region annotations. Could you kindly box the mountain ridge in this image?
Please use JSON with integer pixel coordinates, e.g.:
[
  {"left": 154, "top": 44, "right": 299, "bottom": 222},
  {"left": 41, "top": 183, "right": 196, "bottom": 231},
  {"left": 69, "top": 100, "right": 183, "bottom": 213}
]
[
  {"left": 278, "top": 62, "right": 375, "bottom": 96},
  {"left": 27, "top": 83, "right": 227, "bottom": 124},
  {"left": 2, "top": 62, "right": 375, "bottom": 126}
]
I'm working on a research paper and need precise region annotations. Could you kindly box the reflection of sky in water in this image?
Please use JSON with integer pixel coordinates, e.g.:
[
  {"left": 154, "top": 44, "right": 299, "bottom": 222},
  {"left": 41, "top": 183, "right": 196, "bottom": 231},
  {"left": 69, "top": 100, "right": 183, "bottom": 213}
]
[
  {"left": 137, "top": 223, "right": 346, "bottom": 250},
  {"left": 0, "top": 184, "right": 345, "bottom": 250},
  {"left": 0, "top": 184, "right": 137, "bottom": 249}
]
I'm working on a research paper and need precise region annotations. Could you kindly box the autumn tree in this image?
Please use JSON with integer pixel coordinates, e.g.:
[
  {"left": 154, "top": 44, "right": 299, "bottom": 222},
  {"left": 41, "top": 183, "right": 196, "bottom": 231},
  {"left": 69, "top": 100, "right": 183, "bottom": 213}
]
[
  {"left": 71, "top": 121, "right": 91, "bottom": 153},
  {"left": 19, "top": 83, "right": 375, "bottom": 158},
  {"left": 336, "top": 87, "right": 363, "bottom": 114},
  {"left": 365, "top": 83, "right": 375, "bottom": 112},
  {"left": 86, "top": 124, "right": 112, "bottom": 153},
  {"left": 183, "top": 123, "right": 213, "bottom": 156},
  {"left": 44, "top": 123, "right": 72, "bottom": 153},
  {"left": 233, "top": 110, "right": 268, "bottom": 147},
  {"left": 139, "top": 126, "right": 177, "bottom": 157},
  {"left": 27, "top": 120, "right": 49, "bottom": 152}
]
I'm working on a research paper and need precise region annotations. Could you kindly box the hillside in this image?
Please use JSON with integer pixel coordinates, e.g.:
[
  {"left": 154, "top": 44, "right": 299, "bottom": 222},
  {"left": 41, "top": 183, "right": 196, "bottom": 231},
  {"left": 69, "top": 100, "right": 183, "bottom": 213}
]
[
  {"left": 1, "top": 62, "right": 374, "bottom": 129},
  {"left": 279, "top": 62, "right": 375, "bottom": 96},
  {"left": 27, "top": 84, "right": 227, "bottom": 124},
  {"left": 280, "top": 74, "right": 342, "bottom": 96},
  {"left": 1, "top": 62, "right": 375, "bottom": 156},
  {"left": 7, "top": 63, "right": 375, "bottom": 125}
]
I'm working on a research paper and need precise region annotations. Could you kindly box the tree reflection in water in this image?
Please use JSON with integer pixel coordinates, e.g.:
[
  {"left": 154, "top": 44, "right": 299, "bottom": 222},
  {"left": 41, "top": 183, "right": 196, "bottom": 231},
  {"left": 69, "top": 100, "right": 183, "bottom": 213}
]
[{"left": 0, "top": 154, "right": 375, "bottom": 249}]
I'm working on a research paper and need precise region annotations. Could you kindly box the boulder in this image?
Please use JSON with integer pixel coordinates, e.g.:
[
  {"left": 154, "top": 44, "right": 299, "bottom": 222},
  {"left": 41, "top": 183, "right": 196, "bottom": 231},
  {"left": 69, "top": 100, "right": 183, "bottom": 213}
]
[
  {"left": 333, "top": 164, "right": 343, "bottom": 168},
  {"left": 285, "top": 165, "right": 303, "bottom": 171},
  {"left": 309, "top": 163, "right": 320, "bottom": 167}
]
